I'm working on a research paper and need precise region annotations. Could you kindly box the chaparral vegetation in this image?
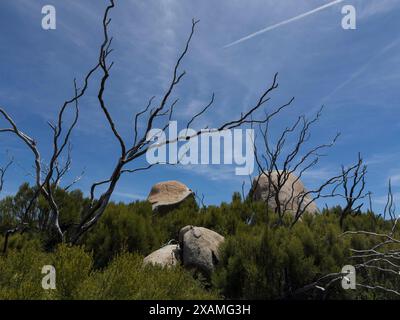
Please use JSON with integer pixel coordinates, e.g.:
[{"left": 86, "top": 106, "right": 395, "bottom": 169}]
[{"left": 1, "top": 1, "right": 400, "bottom": 300}]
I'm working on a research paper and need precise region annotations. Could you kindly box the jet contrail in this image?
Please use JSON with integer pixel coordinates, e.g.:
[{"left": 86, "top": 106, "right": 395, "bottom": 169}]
[
  {"left": 320, "top": 37, "right": 400, "bottom": 103},
  {"left": 224, "top": 0, "right": 344, "bottom": 48}
]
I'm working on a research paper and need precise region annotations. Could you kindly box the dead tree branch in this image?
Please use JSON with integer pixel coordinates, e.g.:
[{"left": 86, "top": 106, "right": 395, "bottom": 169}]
[
  {"left": 337, "top": 153, "right": 369, "bottom": 228},
  {"left": 252, "top": 106, "right": 344, "bottom": 225},
  {"left": 0, "top": 159, "right": 12, "bottom": 194},
  {"left": 298, "top": 185, "right": 400, "bottom": 298},
  {"left": 0, "top": 0, "right": 291, "bottom": 244}
]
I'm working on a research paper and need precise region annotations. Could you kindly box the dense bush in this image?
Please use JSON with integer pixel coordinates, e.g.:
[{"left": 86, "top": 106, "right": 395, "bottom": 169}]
[
  {"left": 0, "top": 244, "right": 218, "bottom": 300},
  {"left": 212, "top": 214, "right": 351, "bottom": 299},
  {"left": 212, "top": 209, "right": 400, "bottom": 300},
  {"left": 0, "top": 240, "right": 50, "bottom": 300},
  {"left": 83, "top": 201, "right": 162, "bottom": 268},
  {"left": 77, "top": 252, "right": 218, "bottom": 300},
  {"left": 1, "top": 184, "right": 400, "bottom": 300}
]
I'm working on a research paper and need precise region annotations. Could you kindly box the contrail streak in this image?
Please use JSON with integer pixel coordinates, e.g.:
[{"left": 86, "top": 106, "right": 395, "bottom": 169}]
[
  {"left": 320, "top": 37, "right": 400, "bottom": 103},
  {"left": 223, "top": 0, "right": 344, "bottom": 48}
]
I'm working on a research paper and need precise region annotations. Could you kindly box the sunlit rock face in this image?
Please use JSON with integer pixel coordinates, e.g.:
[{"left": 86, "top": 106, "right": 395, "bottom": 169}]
[
  {"left": 179, "top": 225, "right": 225, "bottom": 277},
  {"left": 143, "top": 244, "right": 180, "bottom": 268},
  {"left": 147, "top": 180, "right": 193, "bottom": 213},
  {"left": 251, "top": 171, "right": 319, "bottom": 215},
  {"left": 143, "top": 226, "right": 225, "bottom": 277}
]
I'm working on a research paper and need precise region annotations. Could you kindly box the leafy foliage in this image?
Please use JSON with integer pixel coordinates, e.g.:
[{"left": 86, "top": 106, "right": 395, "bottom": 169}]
[
  {"left": 77, "top": 252, "right": 219, "bottom": 300},
  {"left": 1, "top": 184, "right": 399, "bottom": 299},
  {"left": 0, "top": 243, "right": 217, "bottom": 300}
]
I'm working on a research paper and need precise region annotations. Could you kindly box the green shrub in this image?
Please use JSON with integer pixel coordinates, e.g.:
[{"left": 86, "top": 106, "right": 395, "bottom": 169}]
[
  {"left": 2, "top": 184, "right": 400, "bottom": 300},
  {"left": 0, "top": 244, "right": 218, "bottom": 300},
  {"left": 0, "top": 241, "right": 50, "bottom": 300},
  {"left": 52, "top": 244, "right": 93, "bottom": 299},
  {"left": 76, "top": 252, "right": 219, "bottom": 300},
  {"left": 84, "top": 202, "right": 162, "bottom": 268},
  {"left": 213, "top": 213, "right": 354, "bottom": 299}
]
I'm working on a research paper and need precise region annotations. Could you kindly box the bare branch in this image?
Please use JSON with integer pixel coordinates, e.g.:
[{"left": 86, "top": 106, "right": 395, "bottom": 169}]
[{"left": 0, "top": 158, "right": 12, "bottom": 193}]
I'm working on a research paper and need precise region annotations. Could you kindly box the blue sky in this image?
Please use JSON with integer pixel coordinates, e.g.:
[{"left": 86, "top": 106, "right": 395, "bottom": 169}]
[{"left": 1, "top": 0, "right": 400, "bottom": 213}]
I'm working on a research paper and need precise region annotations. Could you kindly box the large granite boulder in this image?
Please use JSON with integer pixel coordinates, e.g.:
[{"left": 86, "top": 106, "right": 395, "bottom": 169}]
[
  {"left": 251, "top": 171, "right": 319, "bottom": 215},
  {"left": 179, "top": 226, "right": 225, "bottom": 276},
  {"left": 147, "top": 180, "right": 193, "bottom": 213},
  {"left": 143, "top": 244, "right": 180, "bottom": 268}
]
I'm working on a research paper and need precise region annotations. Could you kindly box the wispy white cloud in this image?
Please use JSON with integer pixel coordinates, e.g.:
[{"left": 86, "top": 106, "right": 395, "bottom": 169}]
[
  {"left": 374, "top": 192, "right": 400, "bottom": 206},
  {"left": 301, "top": 166, "right": 338, "bottom": 182},
  {"left": 357, "top": 0, "right": 400, "bottom": 19},
  {"left": 365, "top": 153, "right": 396, "bottom": 166},
  {"left": 174, "top": 164, "right": 244, "bottom": 182},
  {"left": 321, "top": 37, "right": 400, "bottom": 103},
  {"left": 113, "top": 191, "right": 146, "bottom": 201},
  {"left": 391, "top": 174, "right": 400, "bottom": 186}
]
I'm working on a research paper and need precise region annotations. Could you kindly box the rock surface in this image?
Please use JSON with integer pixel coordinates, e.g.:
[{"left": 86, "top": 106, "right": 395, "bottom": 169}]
[
  {"left": 179, "top": 226, "right": 225, "bottom": 276},
  {"left": 147, "top": 180, "right": 193, "bottom": 212},
  {"left": 143, "top": 244, "right": 180, "bottom": 267},
  {"left": 251, "top": 171, "right": 319, "bottom": 215}
]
